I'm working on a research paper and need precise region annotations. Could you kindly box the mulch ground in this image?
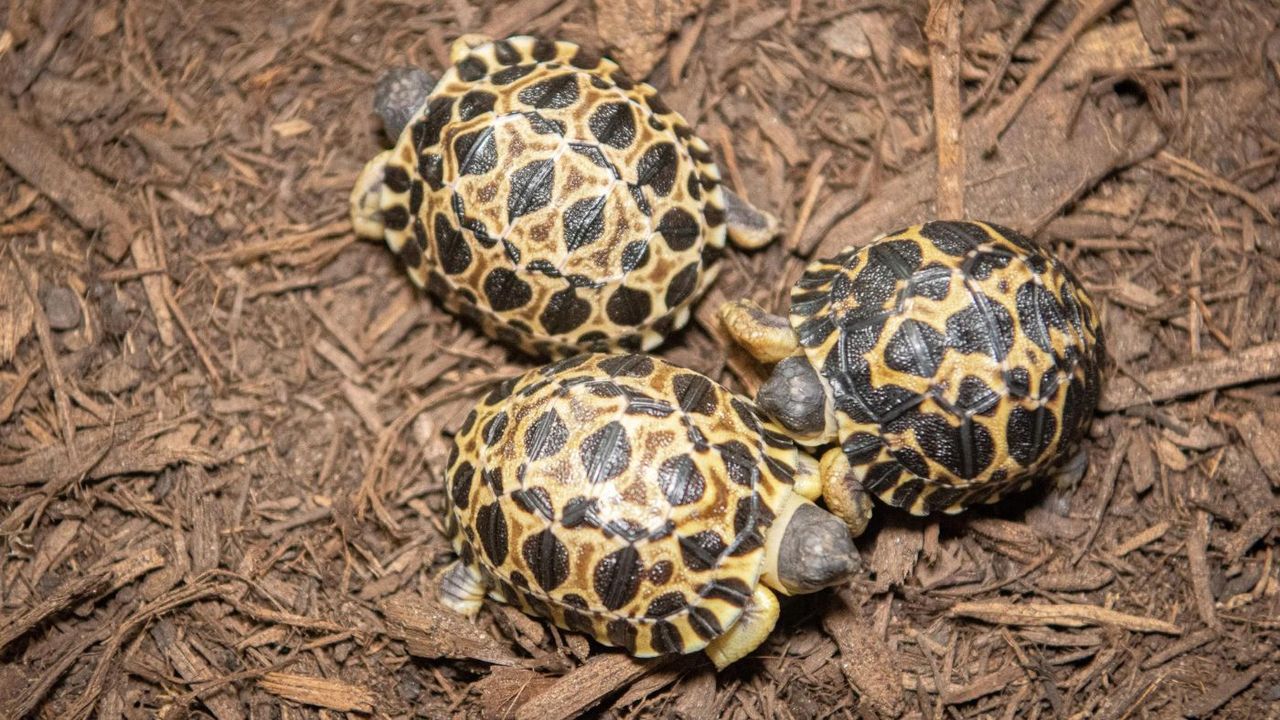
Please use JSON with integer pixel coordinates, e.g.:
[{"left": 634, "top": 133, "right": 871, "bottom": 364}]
[{"left": 2, "top": 0, "right": 1279, "bottom": 717}]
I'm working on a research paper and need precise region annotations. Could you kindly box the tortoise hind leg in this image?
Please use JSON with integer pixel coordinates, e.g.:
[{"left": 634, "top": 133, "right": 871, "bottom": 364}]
[
  {"left": 722, "top": 188, "right": 779, "bottom": 250},
  {"left": 439, "top": 560, "right": 488, "bottom": 617},
  {"left": 703, "top": 585, "right": 780, "bottom": 669},
  {"left": 718, "top": 299, "right": 798, "bottom": 364}
]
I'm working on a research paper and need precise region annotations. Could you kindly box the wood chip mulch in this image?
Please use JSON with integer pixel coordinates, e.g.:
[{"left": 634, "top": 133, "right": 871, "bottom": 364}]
[{"left": 1, "top": 0, "right": 1278, "bottom": 717}]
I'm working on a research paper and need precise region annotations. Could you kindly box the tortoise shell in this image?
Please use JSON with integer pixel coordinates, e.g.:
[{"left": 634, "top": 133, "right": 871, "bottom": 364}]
[
  {"left": 444, "top": 353, "right": 798, "bottom": 657},
  {"left": 790, "top": 221, "right": 1104, "bottom": 514},
  {"left": 375, "top": 36, "right": 730, "bottom": 357}
]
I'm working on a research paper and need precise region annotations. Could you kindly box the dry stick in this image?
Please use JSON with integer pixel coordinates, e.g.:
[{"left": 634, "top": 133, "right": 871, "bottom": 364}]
[
  {"left": 145, "top": 189, "right": 223, "bottom": 387},
  {"left": 1072, "top": 433, "right": 1131, "bottom": 565},
  {"left": 949, "top": 600, "right": 1182, "bottom": 634},
  {"left": 197, "top": 218, "right": 350, "bottom": 264},
  {"left": 1180, "top": 665, "right": 1266, "bottom": 718},
  {"left": 1098, "top": 340, "right": 1280, "bottom": 411},
  {"left": 978, "top": 0, "right": 1128, "bottom": 153},
  {"left": 1155, "top": 150, "right": 1277, "bottom": 224},
  {"left": 667, "top": 11, "right": 707, "bottom": 87},
  {"left": 785, "top": 149, "right": 832, "bottom": 251},
  {"left": 133, "top": 191, "right": 177, "bottom": 346},
  {"left": 1111, "top": 520, "right": 1170, "bottom": 557},
  {"left": 1140, "top": 628, "right": 1216, "bottom": 670},
  {"left": 9, "top": 250, "right": 77, "bottom": 458},
  {"left": 926, "top": 0, "right": 965, "bottom": 220},
  {"left": 1186, "top": 509, "right": 1221, "bottom": 631}
]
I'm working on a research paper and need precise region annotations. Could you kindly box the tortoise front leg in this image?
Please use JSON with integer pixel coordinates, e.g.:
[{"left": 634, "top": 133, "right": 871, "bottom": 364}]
[
  {"left": 718, "top": 299, "right": 798, "bottom": 364},
  {"left": 702, "top": 585, "right": 780, "bottom": 669}
]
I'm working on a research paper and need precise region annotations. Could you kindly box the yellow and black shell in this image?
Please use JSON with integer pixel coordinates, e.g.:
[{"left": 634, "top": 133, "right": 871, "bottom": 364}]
[
  {"left": 376, "top": 36, "right": 730, "bottom": 357},
  {"left": 792, "top": 221, "right": 1104, "bottom": 514},
  {"left": 444, "top": 353, "right": 798, "bottom": 657}
]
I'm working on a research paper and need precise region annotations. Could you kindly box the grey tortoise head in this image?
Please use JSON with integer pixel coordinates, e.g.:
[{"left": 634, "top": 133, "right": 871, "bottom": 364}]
[{"left": 373, "top": 66, "right": 435, "bottom": 141}]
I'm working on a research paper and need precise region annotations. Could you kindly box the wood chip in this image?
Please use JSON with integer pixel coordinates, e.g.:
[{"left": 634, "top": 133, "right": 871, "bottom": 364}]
[
  {"left": 380, "top": 594, "right": 519, "bottom": 666},
  {"left": 949, "top": 600, "right": 1182, "bottom": 634},
  {"left": 151, "top": 619, "right": 244, "bottom": 720},
  {"left": 943, "top": 665, "right": 1025, "bottom": 705},
  {"left": 0, "top": 548, "right": 164, "bottom": 652},
  {"left": 1139, "top": 628, "right": 1216, "bottom": 670},
  {"left": 258, "top": 672, "right": 375, "bottom": 713},
  {"left": 513, "top": 654, "right": 665, "bottom": 720},
  {"left": 822, "top": 589, "right": 905, "bottom": 716},
  {"left": 0, "top": 258, "right": 35, "bottom": 365},
  {"left": 1110, "top": 520, "right": 1170, "bottom": 557},
  {"left": 977, "top": 0, "right": 1129, "bottom": 151},
  {"left": 1236, "top": 411, "right": 1280, "bottom": 488},
  {"left": 482, "top": 0, "right": 563, "bottom": 39},
  {"left": 730, "top": 7, "right": 789, "bottom": 41},
  {"left": 0, "top": 105, "right": 135, "bottom": 260},
  {"left": 595, "top": 0, "right": 707, "bottom": 78},
  {"left": 0, "top": 419, "right": 216, "bottom": 489}
]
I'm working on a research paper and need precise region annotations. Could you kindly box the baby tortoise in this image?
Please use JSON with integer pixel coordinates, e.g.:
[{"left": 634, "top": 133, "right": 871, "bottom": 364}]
[
  {"left": 720, "top": 221, "right": 1104, "bottom": 530},
  {"left": 440, "top": 353, "right": 861, "bottom": 668},
  {"left": 352, "top": 35, "right": 777, "bottom": 358}
]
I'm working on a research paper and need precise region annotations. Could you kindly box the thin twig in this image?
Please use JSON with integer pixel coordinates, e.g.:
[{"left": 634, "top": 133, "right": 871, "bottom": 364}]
[
  {"left": 926, "top": 0, "right": 966, "bottom": 219},
  {"left": 1099, "top": 341, "right": 1280, "bottom": 411},
  {"left": 9, "top": 249, "right": 76, "bottom": 458},
  {"left": 1073, "top": 433, "right": 1132, "bottom": 565}
]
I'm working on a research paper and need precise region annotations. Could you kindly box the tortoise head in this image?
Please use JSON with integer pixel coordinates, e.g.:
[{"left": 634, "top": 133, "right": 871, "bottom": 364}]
[
  {"left": 756, "top": 354, "right": 833, "bottom": 443},
  {"left": 373, "top": 66, "right": 435, "bottom": 142},
  {"left": 763, "top": 496, "right": 861, "bottom": 596}
]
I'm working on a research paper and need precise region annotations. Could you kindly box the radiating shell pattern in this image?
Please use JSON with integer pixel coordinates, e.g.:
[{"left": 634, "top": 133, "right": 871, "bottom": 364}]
[
  {"left": 365, "top": 36, "right": 733, "bottom": 357},
  {"left": 791, "top": 221, "right": 1104, "bottom": 514},
  {"left": 444, "top": 353, "right": 800, "bottom": 657}
]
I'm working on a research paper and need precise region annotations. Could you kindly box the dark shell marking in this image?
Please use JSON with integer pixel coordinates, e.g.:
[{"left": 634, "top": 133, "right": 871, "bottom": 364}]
[
  {"left": 443, "top": 354, "right": 798, "bottom": 657},
  {"left": 373, "top": 36, "right": 729, "bottom": 358},
  {"left": 791, "top": 221, "right": 1103, "bottom": 514}
]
